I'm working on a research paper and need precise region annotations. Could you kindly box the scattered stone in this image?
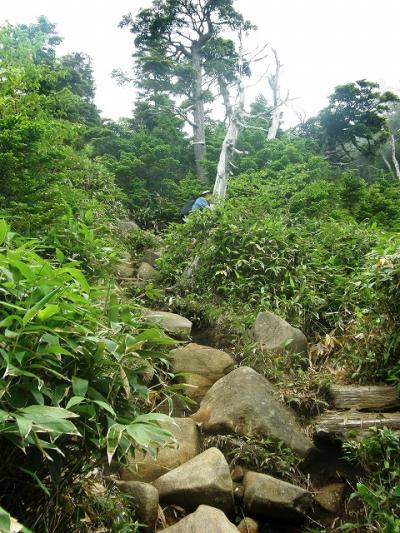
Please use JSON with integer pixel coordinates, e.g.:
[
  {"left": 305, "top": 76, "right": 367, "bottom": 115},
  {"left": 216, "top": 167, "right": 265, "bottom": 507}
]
[
  {"left": 116, "top": 262, "right": 135, "bottom": 279},
  {"left": 237, "top": 517, "right": 259, "bottom": 533},
  {"left": 143, "top": 249, "right": 162, "bottom": 267},
  {"left": 169, "top": 343, "right": 234, "bottom": 402},
  {"left": 252, "top": 311, "right": 308, "bottom": 356},
  {"left": 120, "top": 418, "right": 200, "bottom": 482},
  {"left": 120, "top": 251, "right": 131, "bottom": 262},
  {"left": 137, "top": 262, "right": 156, "bottom": 283},
  {"left": 243, "top": 471, "right": 312, "bottom": 522},
  {"left": 153, "top": 447, "right": 234, "bottom": 514},
  {"left": 158, "top": 505, "right": 238, "bottom": 532},
  {"left": 192, "top": 366, "right": 314, "bottom": 457},
  {"left": 315, "top": 482, "right": 347, "bottom": 514},
  {"left": 113, "top": 480, "right": 158, "bottom": 532},
  {"left": 144, "top": 310, "right": 192, "bottom": 338},
  {"left": 118, "top": 219, "right": 140, "bottom": 235}
]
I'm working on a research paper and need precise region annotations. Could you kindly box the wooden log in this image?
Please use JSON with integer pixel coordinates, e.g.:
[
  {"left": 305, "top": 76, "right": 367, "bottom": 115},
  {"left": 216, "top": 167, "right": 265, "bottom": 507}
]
[
  {"left": 329, "top": 384, "right": 399, "bottom": 411},
  {"left": 313, "top": 411, "right": 400, "bottom": 442}
]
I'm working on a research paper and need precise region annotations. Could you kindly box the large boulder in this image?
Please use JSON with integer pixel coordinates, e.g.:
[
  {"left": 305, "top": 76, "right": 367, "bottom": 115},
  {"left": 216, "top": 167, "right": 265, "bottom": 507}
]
[
  {"left": 243, "top": 471, "right": 312, "bottom": 522},
  {"left": 113, "top": 480, "right": 158, "bottom": 532},
  {"left": 153, "top": 447, "right": 234, "bottom": 514},
  {"left": 158, "top": 505, "right": 238, "bottom": 532},
  {"left": 144, "top": 310, "right": 192, "bottom": 338},
  {"left": 252, "top": 311, "right": 308, "bottom": 356},
  {"left": 137, "top": 262, "right": 156, "bottom": 283},
  {"left": 168, "top": 343, "right": 235, "bottom": 402},
  {"left": 120, "top": 418, "right": 200, "bottom": 482},
  {"left": 192, "top": 366, "right": 314, "bottom": 457}
]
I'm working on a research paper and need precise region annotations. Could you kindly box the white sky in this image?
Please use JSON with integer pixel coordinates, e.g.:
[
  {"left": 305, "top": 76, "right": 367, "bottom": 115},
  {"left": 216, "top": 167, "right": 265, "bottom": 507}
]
[{"left": 1, "top": 0, "right": 399, "bottom": 125}]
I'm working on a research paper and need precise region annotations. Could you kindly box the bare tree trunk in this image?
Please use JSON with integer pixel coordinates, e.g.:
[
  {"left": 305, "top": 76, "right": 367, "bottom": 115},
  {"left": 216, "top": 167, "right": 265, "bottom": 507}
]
[
  {"left": 267, "top": 49, "right": 284, "bottom": 140},
  {"left": 192, "top": 47, "right": 207, "bottom": 183},
  {"left": 213, "top": 43, "right": 245, "bottom": 200},
  {"left": 390, "top": 134, "right": 400, "bottom": 179}
]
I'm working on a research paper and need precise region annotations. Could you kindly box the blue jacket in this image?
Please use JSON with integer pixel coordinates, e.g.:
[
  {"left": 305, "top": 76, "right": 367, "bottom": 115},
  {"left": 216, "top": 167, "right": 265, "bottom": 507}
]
[{"left": 191, "top": 196, "right": 210, "bottom": 211}]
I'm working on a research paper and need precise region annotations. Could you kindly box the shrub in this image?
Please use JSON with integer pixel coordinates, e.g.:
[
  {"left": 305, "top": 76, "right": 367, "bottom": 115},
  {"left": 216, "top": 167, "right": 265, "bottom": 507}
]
[{"left": 0, "top": 220, "right": 176, "bottom": 530}]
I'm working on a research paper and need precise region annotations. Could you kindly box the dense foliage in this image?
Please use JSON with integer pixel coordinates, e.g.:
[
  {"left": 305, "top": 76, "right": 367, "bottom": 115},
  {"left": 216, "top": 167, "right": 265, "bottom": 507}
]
[{"left": 1, "top": 6, "right": 400, "bottom": 532}]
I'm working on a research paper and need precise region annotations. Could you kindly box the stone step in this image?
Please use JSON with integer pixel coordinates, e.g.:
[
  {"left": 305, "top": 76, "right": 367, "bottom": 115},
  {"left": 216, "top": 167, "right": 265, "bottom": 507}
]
[{"left": 328, "top": 384, "right": 399, "bottom": 411}]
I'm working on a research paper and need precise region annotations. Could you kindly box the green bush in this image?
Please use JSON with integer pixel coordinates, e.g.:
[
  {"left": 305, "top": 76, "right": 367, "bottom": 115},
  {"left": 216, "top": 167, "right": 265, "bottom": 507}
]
[
  {"left": 0, "top": 220, "right": 176, "bottom": 530},
  {"left": 342, "top": 428, "right": 400, "bottom": 532},
  {"left": 158, "top": 206, "right": 380, "bottom": 336}
]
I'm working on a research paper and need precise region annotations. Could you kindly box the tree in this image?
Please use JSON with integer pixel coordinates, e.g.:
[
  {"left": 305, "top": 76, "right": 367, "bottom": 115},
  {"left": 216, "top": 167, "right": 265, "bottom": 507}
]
[
  {"left": 121, "top": 0, "right": 252, "bottom": 183},
  {"left": 300, "top": 80, "right": 399, "bottom": 163}
]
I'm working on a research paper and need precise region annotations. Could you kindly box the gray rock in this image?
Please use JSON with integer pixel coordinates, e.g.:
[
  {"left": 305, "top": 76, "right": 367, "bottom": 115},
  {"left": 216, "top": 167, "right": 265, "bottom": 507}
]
[
  {"left": 116, "top": 262, "right": 135, "bottom": 279},
  {"left": 113, "top": 480, "right": 158, "bottom": 532},
  {"left": 144, "top": 310, "right": 192, "bottom": 338},
  {"left": 153, "top": 447, "right": 234, "bottom": 514},
  {"left": 237, "top": 517, "right": 259, "bottom": 533},
  {"left": 118, "top": 219, "right": 140, "bottom": 235},
  {"left": 243, "top": 471, "right": 312, "bottom": 522},
  {"left": 158, "top": 505, "right": 238, "bottom": 532},
  {"left": 120, "top": 418, "right": 200, "bottom": 482},
  {"left": 253, "top": 311, "right": 308, "bottom": 356},
  {"left": 169, "top": 343, "right": 234, "bottom": 402},
  {"left": 192, "top": 366, "right": 314, "bottom": 457},
  {"left": 143, "top": 249, "right": 162, "bottom": 267},
  {"left": 137, "top": 262, "right": 156, "bottom": 283}
]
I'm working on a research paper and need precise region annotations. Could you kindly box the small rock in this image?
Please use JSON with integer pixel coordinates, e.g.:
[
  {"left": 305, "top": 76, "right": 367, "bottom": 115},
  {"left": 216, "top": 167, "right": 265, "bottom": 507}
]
[
  {"left": 137, "top": 262, "right": 156, "bottom": 283},
  {"left": 237, "top": 517, "right": 259, "bottom": 533},
  {"left": 113, "top": 480, "right": 158, "bottom": 532},
  {"left": 153, "top": 447, "right": 234, "bottom": 514},
  {"left": 120, "top": 251, "right": 131, "bottom": 262},
  {"left": 192, "top": 366, "right": 314, "bottom": 457},
  {"left": 158, "top": 505, "right": 238, "bottom": 532},
  {"left": 143, "top": 249, "right": 162, "bottom": 267},
  {"left": 144, "top": 310, "right": 192, "bottom": 338},
  {"left": 243, "top": 471, "right": 312, "bottom": 522},
  {"left": 315, "top": 482, "right": 347, "bottom": 513},
  {"left": 120, "top": 418, "right": 200, "bottom": 482},
  {"left": 253, "top": 311, "right": 308, "bottom": 356},
  {"left": 169, "top": 343, "right": 234, "bottom": 402}
]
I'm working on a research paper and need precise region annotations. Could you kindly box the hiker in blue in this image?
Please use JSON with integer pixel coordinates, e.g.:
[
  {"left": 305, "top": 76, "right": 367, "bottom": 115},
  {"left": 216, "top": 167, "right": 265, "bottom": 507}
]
[{"left": 191, "top": 190, "right": 212, "bottom": 212}]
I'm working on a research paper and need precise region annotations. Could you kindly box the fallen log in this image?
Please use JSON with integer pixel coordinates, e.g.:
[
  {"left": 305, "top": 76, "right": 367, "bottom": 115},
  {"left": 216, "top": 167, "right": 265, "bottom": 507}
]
[
  {"left": 329, "top": 384, "right": 399, "bottom": 411},
  {"left": 313, "top": 411, "right": 400, "bottom": 442}
]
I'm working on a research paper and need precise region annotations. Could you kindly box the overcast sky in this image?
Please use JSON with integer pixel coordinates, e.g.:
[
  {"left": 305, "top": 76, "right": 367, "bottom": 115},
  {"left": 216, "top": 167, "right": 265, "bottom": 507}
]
[{"left": 1, "top": 0, "right": 399, "bottom": 125}]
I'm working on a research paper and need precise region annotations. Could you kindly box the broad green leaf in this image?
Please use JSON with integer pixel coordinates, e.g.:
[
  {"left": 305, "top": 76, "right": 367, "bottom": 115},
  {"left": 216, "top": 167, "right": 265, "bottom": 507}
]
[
  {"left": 22, "top": 286, "right": 62, "bottom": 325},
  {"left": 93, "top": 400, "right": 116, "bottom": 416},
  {"left": 55, "top": 248, "right": 65, "bottom": 264},
  {"left": 72, "top": 376, "right": 88, "bottom": 397},
  {"left": 0, "top": 409, "right": 11, "bottom": 422},
  {"left": 38, "top": 304, "right": 60, "bottom": 321},
  {"left": 14, "top": 415, "right": 32, "bottom": 438},
  {"left": 106, "top": 423, "right": 126, "bottom": 464},
  {"left": 66, "top": 396, "right": 85, "bottom": 409},
  {"left": 34, "top": 419, "right": 80, "bottom": 436},
  {"left": 0, "top": 506, "right": 11, "bottom": 531},
  {"left": 0, "top": 220, "right": 9, "bottom": 246},
  {"left": 58, "top": 267, "right": 90, "bottom": 292},
  {"left": 133, "top": 413, "right": 172, "bottom": 424},
  {"left": 19, "top": 405, "right": 79, "bottom": 420}
]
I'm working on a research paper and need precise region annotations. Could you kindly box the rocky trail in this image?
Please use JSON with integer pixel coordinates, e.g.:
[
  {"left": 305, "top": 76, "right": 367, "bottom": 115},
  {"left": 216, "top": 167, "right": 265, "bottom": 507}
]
[{"left": 109, "top": 248, "right": 400, "bottom": 532}]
